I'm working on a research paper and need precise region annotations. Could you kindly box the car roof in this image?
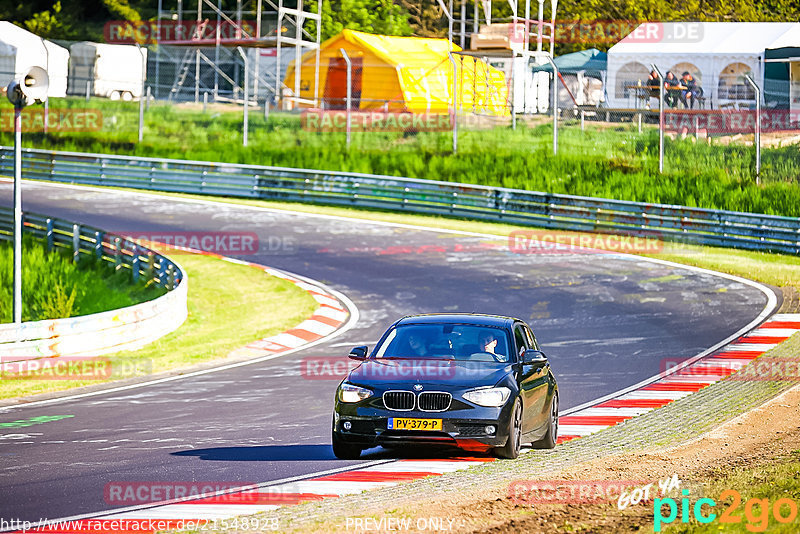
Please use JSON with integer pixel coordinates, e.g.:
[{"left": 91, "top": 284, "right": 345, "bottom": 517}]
[{"left": 395, "top": 313, "right": 521, "bottom": 328}]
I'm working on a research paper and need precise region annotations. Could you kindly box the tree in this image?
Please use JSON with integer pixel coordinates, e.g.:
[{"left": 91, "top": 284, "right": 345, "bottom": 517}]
[{"left": 306, "top": 0, "right": 413, "bottom": 41}]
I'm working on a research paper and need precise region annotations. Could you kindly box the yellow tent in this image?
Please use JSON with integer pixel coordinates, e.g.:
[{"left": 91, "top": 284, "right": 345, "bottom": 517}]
[{"left": 283, "top": 29, "right": 508, "bottom": 115}]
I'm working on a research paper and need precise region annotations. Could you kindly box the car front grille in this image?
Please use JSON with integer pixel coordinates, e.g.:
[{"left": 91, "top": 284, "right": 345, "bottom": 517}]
[
  {"left": 383, "top": 391, "right": 415, "bottom": 411},
  {"left": 382, "top": 390, "right": 452, "bottom": 412},
  {"left": 418, "top": 392, "right": 452, "bottom": 412}
]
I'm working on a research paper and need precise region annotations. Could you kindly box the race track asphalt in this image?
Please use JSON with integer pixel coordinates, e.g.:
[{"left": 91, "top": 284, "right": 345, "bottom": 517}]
[{"left": 0, "top": 182, "right": 773, "bottom": 522}]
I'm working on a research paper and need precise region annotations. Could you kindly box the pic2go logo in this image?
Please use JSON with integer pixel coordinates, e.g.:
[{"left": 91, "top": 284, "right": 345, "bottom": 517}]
[{"left": 654, "top": 489, "right": 799, "bottom": 532}]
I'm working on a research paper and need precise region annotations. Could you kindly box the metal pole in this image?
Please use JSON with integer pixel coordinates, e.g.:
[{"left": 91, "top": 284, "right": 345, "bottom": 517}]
[
  {"left": 460, "top": 0, "right": 466, "bottom": 49},
  {"left": 85, "top": 80, "right": 90, "bottom": 102},
  {"left": 40, "top": 38, "right": 49, "bottom": 134},
  {"left": 651, "top": 63, "right": 664, "bottom": 174},
  {"left": 745, "top": 74, "right": 761, "bottom": 185},
  {"left": 340, "top": 48, "right": 352, "bottom": 147},
  {"left": 546, "top": 55, "right": 557, "bottom": 154},
  {"left": 146, "top": 86, "right": 151, "bottom": 111},
  {"left": 237, "top": 46, "right": 249, "bottom": 146},
  {"left": 510, "top": 53, "right": 516, "bottom": 130},
  {"left": 203, "top": 91, "right": 208, "bottom": 112},
  {"left": 156, "top": 0, "right": 162, "bottom": 99},
  {"left": 449, "top": 52, "right": 458, "bottom": 153},
  {"left": 137, "top": 44, "right": 146, "bottom": 142},
  {"left": 13, "top": 107, "right": 22, "bottom": 325}
]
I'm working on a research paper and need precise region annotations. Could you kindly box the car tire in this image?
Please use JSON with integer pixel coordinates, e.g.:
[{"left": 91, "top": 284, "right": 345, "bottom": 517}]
[
  {"left": 122, "top": 91, "right": 133, "bottom": 102},
  {"left": 331, "top": 419, "right": 362, "bottom": 460},
  {"left": 494, "top": 398, "right": 522, "bottom": 459},
  {"left": 531, "top": 393, "right": 558, "bottom": 449},
  {"left": 109, "top": 90, "right": 121, "bottom": 101}
]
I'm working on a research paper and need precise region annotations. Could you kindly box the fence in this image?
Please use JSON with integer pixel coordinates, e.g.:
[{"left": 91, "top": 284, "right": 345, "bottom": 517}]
[
  {"left": 1, "top": 146, "right": 798, "bottom": 255},
  {"left": 0, "top": 206, "right": 187, "bottom": 356}
]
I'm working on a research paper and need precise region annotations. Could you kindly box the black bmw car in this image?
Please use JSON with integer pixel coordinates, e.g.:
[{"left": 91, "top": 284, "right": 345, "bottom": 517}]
[{"left": 332, "top": 314, "right": 558, "bottom": 459}]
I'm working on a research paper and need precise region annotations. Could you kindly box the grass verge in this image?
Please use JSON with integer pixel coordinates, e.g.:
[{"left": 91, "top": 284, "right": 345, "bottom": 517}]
[
  {"left": 1, "top": 98, "right": 799, "bottom": 216},
  {"left": 0, "top": 252, "right": 318, "bottom": 400},
  {"left": 665, "top": 451, "right": 800, "bottom": 533},
  {"left": 0, "top": 236, "right": 165, "bottom": 322}
]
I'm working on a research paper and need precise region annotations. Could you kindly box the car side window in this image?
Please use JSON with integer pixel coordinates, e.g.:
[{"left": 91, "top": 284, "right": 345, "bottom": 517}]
[
  {"left": 514, "top": 325, "right": 528, "bottom": 359},
  {"left": 523, "top": 326, "right": 539, "bottom": 351}
]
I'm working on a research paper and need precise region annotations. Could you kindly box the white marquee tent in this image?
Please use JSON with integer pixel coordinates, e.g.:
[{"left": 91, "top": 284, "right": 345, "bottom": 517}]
[
  {"left": 0, "top": 21, "right": 69, "bottom": 98},
  {"left": 606, "top": 22, "right": 800, "bottom": 109}
]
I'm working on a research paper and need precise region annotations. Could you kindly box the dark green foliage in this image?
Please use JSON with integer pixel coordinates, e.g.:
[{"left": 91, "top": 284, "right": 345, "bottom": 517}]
[{"left": 0, "top": 236, "right": 166, "bottom": 323}]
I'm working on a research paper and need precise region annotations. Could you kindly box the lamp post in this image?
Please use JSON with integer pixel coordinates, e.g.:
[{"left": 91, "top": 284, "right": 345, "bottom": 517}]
[{"left": 6, "top": 66, "right": 49, "bottom": 325}]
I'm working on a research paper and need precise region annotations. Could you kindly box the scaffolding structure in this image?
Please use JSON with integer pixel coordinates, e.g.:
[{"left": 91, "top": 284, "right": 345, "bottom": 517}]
[{"left": 153, "top": 0, "right": 320, "bottom": 105}]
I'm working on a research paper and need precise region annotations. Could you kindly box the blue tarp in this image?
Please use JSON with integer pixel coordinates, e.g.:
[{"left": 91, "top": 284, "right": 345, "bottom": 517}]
[{"left": 534, "top": 48, "right": 607, "bottom": 78}]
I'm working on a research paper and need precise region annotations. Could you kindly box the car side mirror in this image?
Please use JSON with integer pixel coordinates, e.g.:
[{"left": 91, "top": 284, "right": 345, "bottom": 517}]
[
  {"left": 349, "top": 345, "right": 369, "bottom": 361},
  {"left": 522, "top": 349, "right": 547, "bottom": 364}
]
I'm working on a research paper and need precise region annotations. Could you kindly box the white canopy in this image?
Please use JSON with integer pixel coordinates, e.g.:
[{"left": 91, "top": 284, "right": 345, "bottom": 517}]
[
  {"left": 0, "top": 21, "right": 69, "bottom": 98},
  {"left": 606, "top": 22, "right": 800, "bottom": 108}
]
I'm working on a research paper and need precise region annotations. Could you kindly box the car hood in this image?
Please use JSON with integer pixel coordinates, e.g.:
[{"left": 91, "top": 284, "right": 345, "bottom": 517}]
[{"left": 347, "top": 359, "right": 513, "bottom": 389}]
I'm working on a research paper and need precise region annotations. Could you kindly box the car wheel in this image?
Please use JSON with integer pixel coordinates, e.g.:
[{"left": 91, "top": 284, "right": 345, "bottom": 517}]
[
  {"left": 109, "top": 90, "right": 121, "bottom": 101},
  {"left": 531, "top": 393, "right": 558, "bottom": 449},
  {"left": 122, "top": 91, "right": 133, "bottom": 102},
  {"left": 494, "top": 398, "right": 522, "bottom": 459},
  {"left": 331, "top": 419, "right": 362, "bottom": 460}
]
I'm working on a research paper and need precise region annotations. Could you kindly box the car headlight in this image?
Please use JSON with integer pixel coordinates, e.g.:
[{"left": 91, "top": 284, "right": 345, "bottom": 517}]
[
  {"left": 338, "top": 382, "right": 373, "bottom": 403},
  {"left": 463, "top": 386, "right": 511, "bottom": 407}
]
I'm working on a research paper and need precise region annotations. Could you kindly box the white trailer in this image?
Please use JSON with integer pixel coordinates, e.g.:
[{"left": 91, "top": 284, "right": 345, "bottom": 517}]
[
  {"left": 0, "top": 21, "right": 69, "bottom": 98},
  {"left": 68, "top": 42, "right": 146, "bottom": 100}
]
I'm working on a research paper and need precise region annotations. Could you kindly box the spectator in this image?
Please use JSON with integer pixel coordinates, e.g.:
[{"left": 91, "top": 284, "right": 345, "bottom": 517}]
[
  {"left": 645, "top": 69, "right": 660, "bottom": 100},
  {"left": 679, "top": 71, "right": 703, "bottom": 109},
  {"left": 664, "top": 71, "right": 681, "bottom": 108}
]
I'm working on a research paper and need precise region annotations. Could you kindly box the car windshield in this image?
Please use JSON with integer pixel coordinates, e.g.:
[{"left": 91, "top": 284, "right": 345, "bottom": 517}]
[{"left": 373, "top": 324, "right": 512, "bottom": 363}]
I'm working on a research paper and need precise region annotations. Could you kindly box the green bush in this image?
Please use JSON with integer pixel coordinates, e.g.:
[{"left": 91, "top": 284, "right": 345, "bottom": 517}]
[{"left": 0, "top": 236, "right": 166, "bottom": 323}]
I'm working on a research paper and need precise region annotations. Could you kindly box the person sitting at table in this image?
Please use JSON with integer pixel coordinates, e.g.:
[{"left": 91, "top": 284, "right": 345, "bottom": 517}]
[
  {"left": 664, "top": 71, "right": 682, "bottom": 108},
  {"left": 645, "top": 69, "right": 660, "bottom": 99},
  {"left": 679, "top": 71, "right": 703, "bottom": 109}
]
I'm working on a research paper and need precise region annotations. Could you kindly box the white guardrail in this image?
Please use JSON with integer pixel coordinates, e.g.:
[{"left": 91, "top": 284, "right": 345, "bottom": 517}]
[{"left": 0, "top": 207, "right": 187, "bottom": 362}]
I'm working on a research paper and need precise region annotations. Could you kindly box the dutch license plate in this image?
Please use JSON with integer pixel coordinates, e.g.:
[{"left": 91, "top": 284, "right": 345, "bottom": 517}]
[{"left": 388, "top": 418, "right": 442, "bottom": 431}]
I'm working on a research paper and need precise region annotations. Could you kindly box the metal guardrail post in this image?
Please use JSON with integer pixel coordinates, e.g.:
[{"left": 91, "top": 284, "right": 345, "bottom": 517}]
[
  {"left": 340, "top": 48, "right": 352, "bottom": 148},
  {"left": 72, "top": 224, "right": 80, "bottom": 263},
  {"left": 114, "top": 237, "right": 122, "bottom": 269},
  {"left": 651, "top": 64, "right": 664, "bottom": 174},
  {"left": 744, "top": 75, "right": 761, "bottom": 185},
  {"left": 94, "top": 231, "right": 103, "bottom": 259},
  {"left": 131, "top": 246, "right": 140, "bottom": 283},
  {"left": 46, "top": 218, "right": 54, "bottom": 251}
]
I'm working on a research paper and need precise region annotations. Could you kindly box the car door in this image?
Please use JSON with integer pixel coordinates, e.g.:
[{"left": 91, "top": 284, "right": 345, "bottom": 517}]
[{"left": 516, "top": 323, "right": 550, "bottom": 435}]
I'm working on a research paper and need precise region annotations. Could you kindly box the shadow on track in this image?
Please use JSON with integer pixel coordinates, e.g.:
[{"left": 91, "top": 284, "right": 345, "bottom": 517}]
[{"left": 171, "top": 445, "right": 494, "bottom": 462}]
